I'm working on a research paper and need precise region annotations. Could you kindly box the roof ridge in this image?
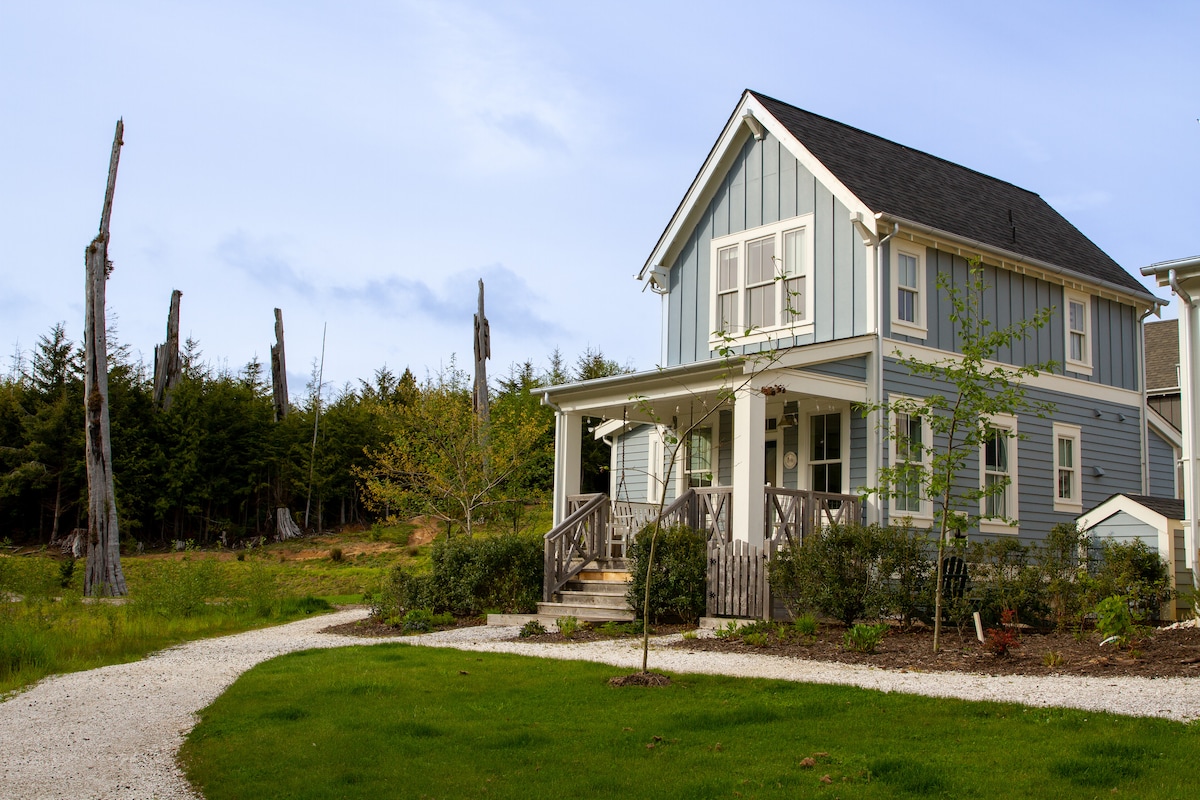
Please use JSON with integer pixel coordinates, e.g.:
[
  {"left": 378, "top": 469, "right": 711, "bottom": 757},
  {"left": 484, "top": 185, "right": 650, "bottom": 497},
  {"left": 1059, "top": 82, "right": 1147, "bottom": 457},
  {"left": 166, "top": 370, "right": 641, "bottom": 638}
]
[{"left": 747, "top": 89, "right": 1043, "bottom": 200}]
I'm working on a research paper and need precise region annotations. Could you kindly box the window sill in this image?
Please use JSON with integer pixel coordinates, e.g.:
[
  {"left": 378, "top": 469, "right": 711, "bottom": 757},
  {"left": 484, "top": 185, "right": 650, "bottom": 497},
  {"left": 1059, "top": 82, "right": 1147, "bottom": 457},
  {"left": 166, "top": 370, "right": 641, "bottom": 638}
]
[
  {"left": 979, "top": 519, "right": 1019, "bottom": 535},
  {"left": 708, "top": 321, "right": 815, "bottom": 350},
  {"left": 889, "top": 319, "right": 927, "bottom": 340},
  {"left": 1065, "top": 359, "right": 1093, "bottom": 377},
  {"left": 1054, "top": 500, "right": 1083, "bottom": 514},
  {"left": 889, "top": 510, "right": 934, "bottom": 526}
]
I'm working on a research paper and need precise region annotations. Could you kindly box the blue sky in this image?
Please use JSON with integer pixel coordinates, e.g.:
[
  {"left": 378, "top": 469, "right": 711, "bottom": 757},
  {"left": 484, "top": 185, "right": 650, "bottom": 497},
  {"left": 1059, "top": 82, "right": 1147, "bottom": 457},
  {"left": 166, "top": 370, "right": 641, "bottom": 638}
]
[{"left": 2, "top": 1, "right": 1197, "bottom": 397}]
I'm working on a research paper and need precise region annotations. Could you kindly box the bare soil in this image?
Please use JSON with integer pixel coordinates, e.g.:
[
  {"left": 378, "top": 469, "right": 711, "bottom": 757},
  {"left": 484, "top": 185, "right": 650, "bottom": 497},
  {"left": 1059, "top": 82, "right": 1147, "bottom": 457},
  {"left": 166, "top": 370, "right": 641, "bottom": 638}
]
[{"left": 675, "top": 623, "right": 1200, "bottom": 679}]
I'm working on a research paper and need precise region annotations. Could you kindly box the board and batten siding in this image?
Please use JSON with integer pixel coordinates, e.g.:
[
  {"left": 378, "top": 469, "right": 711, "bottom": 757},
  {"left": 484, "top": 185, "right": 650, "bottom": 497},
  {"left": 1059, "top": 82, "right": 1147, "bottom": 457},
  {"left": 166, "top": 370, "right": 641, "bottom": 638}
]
[
  {"left": 884, "top": 246, "right": 1140, "bottom": 391},
  {"left": 1147, "top": 427, "right": 1178, "bottom": 499},
  {"left": 665, "top": 132, "right": 869, "bottom": 366},
  {"left": 882, "top": 359, "right": 1143, "bottom": 544}
]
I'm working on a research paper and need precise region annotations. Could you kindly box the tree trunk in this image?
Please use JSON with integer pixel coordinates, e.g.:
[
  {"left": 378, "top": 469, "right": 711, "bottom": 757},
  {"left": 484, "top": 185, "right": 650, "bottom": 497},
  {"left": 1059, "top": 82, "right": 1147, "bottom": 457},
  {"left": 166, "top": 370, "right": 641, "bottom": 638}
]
[
  {"left": 270, "top": 308, "right": 288, "bottom": 422},
  {"left": 83, "top": 119, "right": 128, "bottom": 597},
  {"left": 276, "top": 507, "right": 303, "bottom": 540},
  {"left": 152, "top": 289, "right": 182, "bottom": 410}
]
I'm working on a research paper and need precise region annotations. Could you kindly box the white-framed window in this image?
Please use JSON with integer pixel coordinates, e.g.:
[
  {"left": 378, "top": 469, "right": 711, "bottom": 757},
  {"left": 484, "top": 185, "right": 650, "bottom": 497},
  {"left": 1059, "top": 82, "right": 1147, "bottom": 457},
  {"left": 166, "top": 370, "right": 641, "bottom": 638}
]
[
  {"left": 1053, "top": 422, "right": 1082, "bottom": 513},
  {"left": 685, "top": 428, "right": 713, "bottom": 488},
  {"left": 890, "top": 240, "right": 927, "bottom": 339},
  {"left": 807, "top": 409, "right": 845, "bottom": 495},
  {"left": 709, "top": 215, "right": 814, "bottom": 347},
  {"left": 979, "top": 414, "right": 1018, "bottom": 532},
  {"left": 888, "top": 402, "right": 932, "bottom": 521},
  {"left": 1064, "top": 290, "right": 1092, "bottom": 375}
]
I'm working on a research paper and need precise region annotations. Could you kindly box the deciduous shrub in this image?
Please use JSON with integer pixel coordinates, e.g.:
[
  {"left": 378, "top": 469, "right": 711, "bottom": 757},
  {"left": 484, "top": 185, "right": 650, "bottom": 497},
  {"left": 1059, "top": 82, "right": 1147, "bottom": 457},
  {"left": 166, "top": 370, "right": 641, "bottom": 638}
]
[
  {"left": 373, "top": 532, "right": 541, "bottom": 621},
  {"left": 626, "top": 524, "right": 706, "bottom": 624},
  {"left": 769, "top": 523, "right": 930, "bottom": 626},
  {"left": 1088, "top": 539, "right": 1173, "bottom": 621}
]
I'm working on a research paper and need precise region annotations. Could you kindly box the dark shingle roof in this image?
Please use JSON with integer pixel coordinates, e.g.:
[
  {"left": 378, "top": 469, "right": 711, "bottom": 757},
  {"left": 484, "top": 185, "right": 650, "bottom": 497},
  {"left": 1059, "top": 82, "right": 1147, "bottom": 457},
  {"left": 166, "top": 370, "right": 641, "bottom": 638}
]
[
  {"left": 1144, "top": 319, "right": 1180, "bottom": 392},
  {"left": 750, "top": 91, "right": 1150, "bottom": 299},
  {"left": 1114, "top": 494, "right": 1186, "bottom": 521}
]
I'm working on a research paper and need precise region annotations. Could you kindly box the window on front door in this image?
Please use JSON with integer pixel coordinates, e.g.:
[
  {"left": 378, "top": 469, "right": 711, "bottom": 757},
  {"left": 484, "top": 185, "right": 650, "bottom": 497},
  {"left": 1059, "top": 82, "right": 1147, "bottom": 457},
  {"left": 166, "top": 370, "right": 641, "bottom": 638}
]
[{"left": 809, "top": 412, "right": 843, "bottom": 494}]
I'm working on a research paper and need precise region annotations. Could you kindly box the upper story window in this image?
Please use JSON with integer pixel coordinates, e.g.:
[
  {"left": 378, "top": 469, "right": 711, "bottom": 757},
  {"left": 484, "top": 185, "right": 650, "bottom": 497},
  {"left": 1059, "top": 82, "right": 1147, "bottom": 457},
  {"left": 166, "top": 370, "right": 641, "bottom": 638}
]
[
  {"left": 890, "top": 241, "right": 927, "bottom": 339},
  {"left": 1064, "top": 290, "right": 1092, "bottom": 375},
  {"left": 709, "top": 215, "right": 814, "bottom": 346}
]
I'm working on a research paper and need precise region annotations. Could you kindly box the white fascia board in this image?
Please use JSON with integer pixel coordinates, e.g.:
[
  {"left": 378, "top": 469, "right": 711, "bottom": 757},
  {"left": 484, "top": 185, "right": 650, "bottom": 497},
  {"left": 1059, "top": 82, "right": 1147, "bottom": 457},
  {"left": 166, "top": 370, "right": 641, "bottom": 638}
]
[
  {"left": 758, "top": 334, "right": 876, "bottom": 372},
  {"left": 640, "top": 92, "right": 875, "bottom": 281},
  {"left": 1077, "top": 494, "right": 1174, "bottom": 531},
  {"left": 888, "top": 341, "right": 1143, "bottom": 408},
  {"left": 1147, "top": 406, "right": 1183, "bottom": 450},
  {"left": 1142, "top": 255, "right": 1200, "bottom": 284},
  {"left": 880, "top": 214, "right": 1163, "bottom": 311}
]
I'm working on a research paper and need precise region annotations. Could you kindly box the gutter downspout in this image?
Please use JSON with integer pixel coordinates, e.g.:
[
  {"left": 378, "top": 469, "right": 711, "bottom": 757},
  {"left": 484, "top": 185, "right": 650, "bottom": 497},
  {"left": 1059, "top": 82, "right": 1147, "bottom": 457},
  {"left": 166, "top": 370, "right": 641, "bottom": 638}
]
[
  {"left": 1137, "top": 305, "right": 1157, "bottom": 494},
  {"left": 873, "top": 221, "right": 898, "bottom": 525}
]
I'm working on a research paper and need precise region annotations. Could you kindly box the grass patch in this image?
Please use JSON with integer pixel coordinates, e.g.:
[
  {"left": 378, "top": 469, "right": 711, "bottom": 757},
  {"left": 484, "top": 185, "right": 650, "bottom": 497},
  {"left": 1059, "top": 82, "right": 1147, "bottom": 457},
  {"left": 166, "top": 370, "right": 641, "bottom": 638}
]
[
  {"left": 0, "top": 553, "right": 335, "bottom": 695},
  {"left": 182, "top": 646, "right": 1200, "bottom": 799}
]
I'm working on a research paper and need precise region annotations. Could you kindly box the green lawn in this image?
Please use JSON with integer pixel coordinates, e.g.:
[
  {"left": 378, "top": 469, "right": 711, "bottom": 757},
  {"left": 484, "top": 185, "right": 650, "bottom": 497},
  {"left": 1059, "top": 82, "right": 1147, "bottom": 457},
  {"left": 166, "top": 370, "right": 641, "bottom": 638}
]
[{"left": 182, "top": 644, "right": 1200, "bottom": 800}]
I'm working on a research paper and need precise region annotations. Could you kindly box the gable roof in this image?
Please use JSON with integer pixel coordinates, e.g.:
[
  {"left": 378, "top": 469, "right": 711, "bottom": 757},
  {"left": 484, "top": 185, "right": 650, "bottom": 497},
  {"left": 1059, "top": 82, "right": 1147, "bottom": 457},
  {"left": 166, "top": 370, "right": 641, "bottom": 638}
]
[
  {"left": 643, "top": 90, "right": 1155, "bottom": 302},
  {"left": 1079, "top": 493, "right": 1186, "bottom": 529},
  {"left": 1144, "top": 319, "right": 1180, "bottom": 392}
]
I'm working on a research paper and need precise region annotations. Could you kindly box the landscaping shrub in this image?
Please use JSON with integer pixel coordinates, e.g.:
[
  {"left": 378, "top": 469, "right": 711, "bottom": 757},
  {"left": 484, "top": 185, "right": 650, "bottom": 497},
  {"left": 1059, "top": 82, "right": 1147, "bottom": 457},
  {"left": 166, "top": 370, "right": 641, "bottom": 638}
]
[
  {"left": 626, "top": 524, "right": 706, "bottom": 624},
  {"left": 372, "top": 565, "right": 433, "bottom": 622},
  {"left": 1034, "top": 523, "right": 1092, "bottom": 630},
  {"left": 769, "top": 523, "right": 923, "bottom": 626},
  {"left": 427, "top": 532, "right": 542, "bottom": 616},
  {"left": 1094, "top": 595, "right": 1137, "bottom": 648},
  {"left": 963, "top": 537, "right": 1048, "bottom": 627},
  {"left": 374, "top": 532, "right": 541, "bottom": 621},
  {"left": 131, "top": 554, "right": 223, "bottom": 618},
  {"left": 1088, "top": 539, "right": 1173, "bottom": 621},
  {"left": 843, "top": 622, "right": 888, "bottom": 653}
]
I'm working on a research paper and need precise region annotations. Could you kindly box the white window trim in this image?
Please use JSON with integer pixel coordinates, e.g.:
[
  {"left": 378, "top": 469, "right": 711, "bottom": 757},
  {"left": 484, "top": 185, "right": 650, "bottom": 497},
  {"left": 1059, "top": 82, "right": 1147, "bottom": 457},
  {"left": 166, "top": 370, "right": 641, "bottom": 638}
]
[
  {"left": 801, "top": 403, "right": 849, "bottom": 495},
  {"left": 684, "top": 426, "right": 715, "bottom": 488},
  {"left": 1052, "top": 422, "right": 1082, "bottom": 513},
  {"left": 708, "top": 215, "right": 815, "bottom": 349},
  {"left": 890, "top": 240, "right": 927, "bottom": 340},
  {"left": 1064, "top": 289, "right": 1093, "bottom": 376},
  {"left": 979, "top": 413, "right": 1019, "bottom": 534},
  {"left": 887, "top": 401, "right": 933, "bottom": 524}
]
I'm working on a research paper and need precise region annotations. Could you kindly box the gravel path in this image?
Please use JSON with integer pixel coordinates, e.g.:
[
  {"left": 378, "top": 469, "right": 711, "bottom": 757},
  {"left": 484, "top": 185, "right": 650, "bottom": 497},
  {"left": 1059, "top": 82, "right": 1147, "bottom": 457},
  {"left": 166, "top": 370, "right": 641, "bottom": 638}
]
[{"left": 3, "top": 609, "right": 1199, "bottom": 800}]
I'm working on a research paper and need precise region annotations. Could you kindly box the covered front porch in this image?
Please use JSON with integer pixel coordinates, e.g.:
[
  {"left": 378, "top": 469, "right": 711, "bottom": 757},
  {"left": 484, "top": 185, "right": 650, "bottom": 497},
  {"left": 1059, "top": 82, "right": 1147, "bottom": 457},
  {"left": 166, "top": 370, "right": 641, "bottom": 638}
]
[{"left": 540, "top": 353, "right": 873, "bottom": 620}]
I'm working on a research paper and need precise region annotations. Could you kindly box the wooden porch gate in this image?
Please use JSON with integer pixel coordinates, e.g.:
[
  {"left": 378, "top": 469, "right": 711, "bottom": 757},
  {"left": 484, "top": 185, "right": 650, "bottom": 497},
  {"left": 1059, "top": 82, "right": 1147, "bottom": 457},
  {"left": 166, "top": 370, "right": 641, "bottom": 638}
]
[{"left": 706, "top": 538, "right": 768, "bottom": 619}]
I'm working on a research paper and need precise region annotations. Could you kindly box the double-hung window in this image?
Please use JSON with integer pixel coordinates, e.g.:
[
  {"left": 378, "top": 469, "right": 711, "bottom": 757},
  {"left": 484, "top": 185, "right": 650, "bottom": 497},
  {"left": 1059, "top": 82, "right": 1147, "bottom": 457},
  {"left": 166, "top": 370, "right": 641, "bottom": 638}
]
[
  {"left": 1053, "top": 423, "right": 1082, "bottom": 513},
  {"left": 889, "top": 402, "right": 931, "bottom": 521},
  {"left": 1064, "top": 290, "right": 1092, "bottom": 374},
  {"left": 709, "top": 216, "right": 813, "bottom": 346},
  {"left": 890, "top": 242, "right": 927, "bottom": 338},
  {"left": 685, "top": 428, "right": 713, "bottom": 488},
  {"left": 809, "top": 411, "right": 843, "bottom": 495},
  {"left": 979, "top": 414, "right": 1018, "bottom": 531}
]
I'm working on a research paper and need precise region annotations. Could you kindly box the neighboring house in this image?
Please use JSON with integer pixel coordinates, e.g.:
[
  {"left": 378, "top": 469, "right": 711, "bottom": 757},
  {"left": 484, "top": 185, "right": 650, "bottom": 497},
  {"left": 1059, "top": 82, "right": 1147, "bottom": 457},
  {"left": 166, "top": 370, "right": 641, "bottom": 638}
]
[
  {"left": 1077, "top": 493, "right": 1190, "bottom": 620},
  {"left": 1144, "top": 319, "right": 1183, "bottom": 498},
  {"left": 540, "top": 90, "right": 1163, "bottom": 619}
]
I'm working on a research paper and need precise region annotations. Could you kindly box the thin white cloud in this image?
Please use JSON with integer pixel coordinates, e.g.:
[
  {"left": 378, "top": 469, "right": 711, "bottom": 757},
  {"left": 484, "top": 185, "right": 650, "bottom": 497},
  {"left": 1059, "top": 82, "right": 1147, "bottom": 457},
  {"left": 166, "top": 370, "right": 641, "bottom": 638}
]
[
  {"left": 1045, "top": 190, "right": 1112, "bottom": 213},
  {"left": 216, "top": 232, "right": 317, "bottom": 297}
]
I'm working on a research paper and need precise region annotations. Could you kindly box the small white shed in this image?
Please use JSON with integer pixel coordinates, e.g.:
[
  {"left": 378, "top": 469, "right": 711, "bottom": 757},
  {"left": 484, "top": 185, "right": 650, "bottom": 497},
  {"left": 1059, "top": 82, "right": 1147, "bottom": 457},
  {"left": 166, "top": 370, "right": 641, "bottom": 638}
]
[{"left": 1077, "top": 494, "right": 1191, "bottom": 620}]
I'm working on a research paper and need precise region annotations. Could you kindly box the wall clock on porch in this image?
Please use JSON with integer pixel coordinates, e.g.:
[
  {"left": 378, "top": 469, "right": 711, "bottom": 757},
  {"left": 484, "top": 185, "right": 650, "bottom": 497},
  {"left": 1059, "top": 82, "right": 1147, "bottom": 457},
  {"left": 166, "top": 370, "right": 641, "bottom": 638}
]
[{"left": 783, "top": 451, "right": 798, "bottom": 470}]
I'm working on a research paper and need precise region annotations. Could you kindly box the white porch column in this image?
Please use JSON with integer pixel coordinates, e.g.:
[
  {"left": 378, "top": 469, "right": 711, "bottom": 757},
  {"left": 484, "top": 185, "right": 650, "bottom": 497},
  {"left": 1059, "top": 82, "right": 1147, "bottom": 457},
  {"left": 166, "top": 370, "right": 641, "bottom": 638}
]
[
  {"left": 1180, "top": 302, "right": 1200, "bottom": 588},
  {"left": 552, "top": 411, "right": 583, "bottom": 526},
  {"left": 731, "top": 385, "right": 766, "bottom": 546}
]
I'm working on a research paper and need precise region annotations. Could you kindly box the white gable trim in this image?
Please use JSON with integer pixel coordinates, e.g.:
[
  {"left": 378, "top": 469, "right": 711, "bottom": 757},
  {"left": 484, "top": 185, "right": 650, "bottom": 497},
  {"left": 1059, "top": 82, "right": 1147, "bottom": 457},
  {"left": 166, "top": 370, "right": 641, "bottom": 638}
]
[
  {"left": 1147, "top": 405, "right": 1183, "bottom": 451},
  {"left": 639, "top": 92, "right": 876, "bottom": 281},
  {"left": 1077, "top": 494, "right": 1179, "bottom": 532}
]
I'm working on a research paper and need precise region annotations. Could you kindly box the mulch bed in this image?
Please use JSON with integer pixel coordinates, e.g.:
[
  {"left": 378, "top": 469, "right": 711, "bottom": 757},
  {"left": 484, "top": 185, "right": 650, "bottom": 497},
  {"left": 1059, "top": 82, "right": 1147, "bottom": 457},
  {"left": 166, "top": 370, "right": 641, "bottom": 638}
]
[
  {"left": 323, "top": 615, "right": 1200, "bottom": 679},
  {"left": 673, "top": 623, "right": 1200, "bottom": 679},
  {"left": 321, "top": 616, "right": 486, "bottom": 638}
]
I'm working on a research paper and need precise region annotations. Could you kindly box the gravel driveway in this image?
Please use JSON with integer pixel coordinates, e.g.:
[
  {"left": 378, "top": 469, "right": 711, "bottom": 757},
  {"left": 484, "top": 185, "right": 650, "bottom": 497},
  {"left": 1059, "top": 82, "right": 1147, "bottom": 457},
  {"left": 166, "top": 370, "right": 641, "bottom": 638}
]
[{"left": 3, "top": 608, "right": 1198, "bottom": 800}]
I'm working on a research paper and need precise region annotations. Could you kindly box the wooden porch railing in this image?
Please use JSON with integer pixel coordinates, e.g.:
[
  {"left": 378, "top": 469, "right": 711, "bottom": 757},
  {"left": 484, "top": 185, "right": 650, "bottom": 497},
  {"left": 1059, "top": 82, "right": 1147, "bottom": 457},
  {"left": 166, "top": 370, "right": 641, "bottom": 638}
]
[
  {"left": 765, "top": 487, "right": 862, "bottom": 549},
  {"left": 543, "top": 493, "right": 608, "bottom": 601},
  {"left": 657, "top": 487, "right": 732, "bottom": 543}
]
